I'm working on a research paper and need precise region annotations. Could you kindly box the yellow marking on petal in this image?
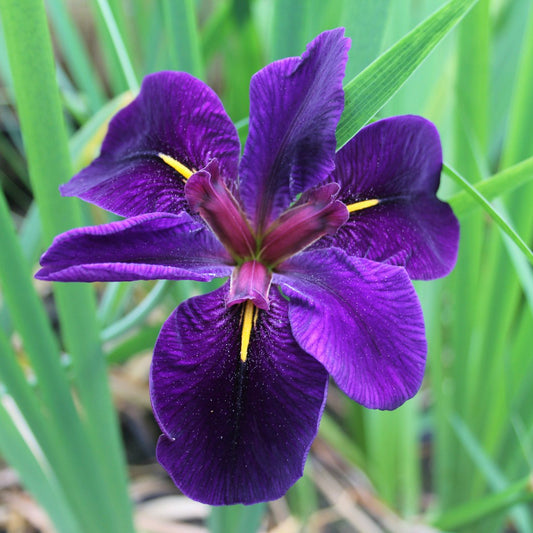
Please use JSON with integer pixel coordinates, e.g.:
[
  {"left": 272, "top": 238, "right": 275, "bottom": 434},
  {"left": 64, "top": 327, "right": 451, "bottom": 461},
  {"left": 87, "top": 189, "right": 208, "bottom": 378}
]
[
  {"left": 346, "top": 198, "right": 380, "bottom": 213},
  {"left": 158, "top": 152, "right": 194, "bottom": 180},
  {"left": 240, "top": 301, "right": 256, "bottom": 363}
]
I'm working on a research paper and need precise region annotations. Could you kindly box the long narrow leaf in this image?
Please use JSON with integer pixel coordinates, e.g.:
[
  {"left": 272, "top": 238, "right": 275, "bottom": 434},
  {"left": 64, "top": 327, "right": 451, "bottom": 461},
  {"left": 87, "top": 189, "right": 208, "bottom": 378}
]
[
  {"left": 0, "top": 187, "right": 105, "bottom": 532},
  {"left": 94, "top": 0, "right": 139, "bottom": 92},
  {"left": 101, "top": 280, "right": 169, "bottom": 342},
  {"left": 0, "top": 395, "right": 83, "bottom": 533},
  {"left": 336, "top": 0, "right": 478, "bottom": 149},
  {"left": 448, "top": 156, "right": 533, "bottom": 215},
  {"left": 209, "top": 504, "right": 266, "bottom": 533},
  {"left": 162, "top": 0, "right": 204, "bottom": 78},
  {"left": 45, "top": 0, "right": 106, "bottom": 111},
  {"left": 0, "top": 331, "right": 84, "bottom": 533},
  {"left": 433, "top": 415, "right": 533, "bottom": 531},
  {"left": 0, "top": 1, "right": 134, "bottom": 530},
  {"left": 342, "top": 0, "right": 391, "bottom": 79},
  {"left": 433, "top": 474, "right": 533, "bottom": 530},
  {"left": 500, "top": 2, "right": 533, "bottom": 169},
  {"left": 443, "top": 164, "right": 533, "bottom": 264}
]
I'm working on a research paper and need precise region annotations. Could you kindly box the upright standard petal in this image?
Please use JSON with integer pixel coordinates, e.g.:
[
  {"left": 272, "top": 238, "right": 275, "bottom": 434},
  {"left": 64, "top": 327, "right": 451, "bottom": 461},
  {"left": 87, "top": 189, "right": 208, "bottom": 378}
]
[
  {"left": 36, "top": 213, "right": 232, "bottom": 282},
  {"left": 239, "top": 29, "right": 350, "bottom": 231},
  {"left": 321, "top": 116, "right": 459, "bottom": 279},
  {"left": 61, "top": 72, "right": 240, "bottom": 217},
  {"left": 150, "top": 286, "right": 328, "bottom": 505},
  {"left": 275, "top": 248, "right": 427, "bottom": 410}
]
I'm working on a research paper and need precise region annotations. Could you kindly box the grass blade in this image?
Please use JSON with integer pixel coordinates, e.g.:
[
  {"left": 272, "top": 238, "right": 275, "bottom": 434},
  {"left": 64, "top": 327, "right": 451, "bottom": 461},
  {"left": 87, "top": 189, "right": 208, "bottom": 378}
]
[
  {"left": 444, "top": 164, "right": 533, "bottom": 264},
  {"left": 0, "top": 393, "right": 83, "bottom": 533},
  {"left": 0, "top": 330, "right": 84, "bottom": 533},
  {"left": 0, "top": 186, "right": 105, "bottom": 532},
  {"left": 1, "top": 0, "right": 134, "bottom": 530},
  {"left": 433, "top": 474, "right": 533, "bottom": 531},
  {"left": 500, "top": 1, "right": 533, "bottom": 169},
  {"left": 162, "top": 0, "right": 204, "bottom": 78},
  {"left": 101, "top": 280, "right": 169, "bottom": 342},
  {"left": 270, "top": 0, "right": 307, "bottom": 60},
  {"left": 94, "top": 0, "right": 139, "bottom": 92},
  {"left": 447, "top": 156, "right": 533, "bottom": 215},
  {"left": 336, "top": 0, "right": 478, "bottom": 149},
  {"left": 209, "top": 504, "right": 266, "bottom": 533},
  {"left": 432, "top": 415, "right": 533, "bottom": 531},
  {"left": 45, "top": 0, "right": 106, "bottom": 112},
  {"left": 69, "top": 91, "right": 133, "bottom": 171},
  {"left": 342, "top": 0, "right": 391, "bottom": 79}
]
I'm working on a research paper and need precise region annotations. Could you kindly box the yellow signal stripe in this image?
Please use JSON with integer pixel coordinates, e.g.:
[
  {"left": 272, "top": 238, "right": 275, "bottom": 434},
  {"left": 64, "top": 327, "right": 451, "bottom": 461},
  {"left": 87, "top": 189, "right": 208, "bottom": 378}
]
[
  {"left": 346, "top": 198, "right": 380, "bottom": 213},
  {"left": 240, "top": 301, "right": 257, "bottom": 363},
  {"left": 158, "top": 152, "right": 194, "bottom": 180}
]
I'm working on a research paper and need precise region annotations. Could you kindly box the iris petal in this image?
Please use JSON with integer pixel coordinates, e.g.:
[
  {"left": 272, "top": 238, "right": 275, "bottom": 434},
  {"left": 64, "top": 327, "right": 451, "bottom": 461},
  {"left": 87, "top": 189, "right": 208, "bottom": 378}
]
[
  {"left": 320, "top": 115, "right": 459, "bottom": 280},
  {"left": 239, "top": 29, "right": 350, "bottom": 231},
  {"left": 36, "top": 213, "right": 232, "bottom": 282},
  {"left": 61, "top": 72, "right": 240, "bottom": 217},
  {"left": 275, "top": 248, "right": 427, "bottom": 410},
  {"left": 150, "top": 285, "right": 328, "bottom": 505}
]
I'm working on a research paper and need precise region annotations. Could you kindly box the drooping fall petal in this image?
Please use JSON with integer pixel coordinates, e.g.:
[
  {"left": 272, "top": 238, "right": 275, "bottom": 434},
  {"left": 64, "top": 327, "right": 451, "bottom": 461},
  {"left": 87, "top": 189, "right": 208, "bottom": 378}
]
[
  {"left": 320, "top": 116, "right": 459, "bottom": 280},
  {"left": 150, "top": 286, "right": 328, "bottom": 505},
  {"left": 36, "top": 212, "right": 232, "bottom": 282},
  {"left": 275, "top": 248, "right": 427, "bottom": 410}
]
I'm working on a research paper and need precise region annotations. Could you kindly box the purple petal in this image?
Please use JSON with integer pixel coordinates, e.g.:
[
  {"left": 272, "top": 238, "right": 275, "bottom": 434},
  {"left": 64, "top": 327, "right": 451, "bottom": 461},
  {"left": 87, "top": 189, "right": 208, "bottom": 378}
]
[
  {"left": 36, "top": 213, "right": 232, "bottom": 282},
  {"left": 61, "top": 72, "right": 240, "bottom": 217},
  {"left": 150, "top": 286, "right": 328, "bottom": 505},
  {"left": 324, "top": 116, "right": 459, "bottom": 279},
  {"left": 239, "top": 29, "right": 350, "bottom": 231},
  {"left": 275, "top": 248, "right": 427, "bottom": 410}
]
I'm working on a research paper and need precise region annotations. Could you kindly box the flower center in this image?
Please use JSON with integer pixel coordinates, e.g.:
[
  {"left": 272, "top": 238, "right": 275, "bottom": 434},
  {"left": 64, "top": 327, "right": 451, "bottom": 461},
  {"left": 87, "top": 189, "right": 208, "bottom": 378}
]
[
  {"left": 185, "top": 160, "right": 256, "bottom": 261},
  {"left": 228, "top": 260, "right": 272, "bottom": 310},
  {"left": 258, "top": 183, "right": 349, "bottom": 267},
  {"left": 185, "top": 160, "right": 349, "bottom": 309}
]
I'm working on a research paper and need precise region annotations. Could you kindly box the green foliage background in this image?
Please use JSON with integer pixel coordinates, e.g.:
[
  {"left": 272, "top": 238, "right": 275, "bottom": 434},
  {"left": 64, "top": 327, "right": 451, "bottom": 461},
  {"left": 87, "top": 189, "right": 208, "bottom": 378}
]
[{"left": 0, "top": 0, "right": 532, "bottom": 531}]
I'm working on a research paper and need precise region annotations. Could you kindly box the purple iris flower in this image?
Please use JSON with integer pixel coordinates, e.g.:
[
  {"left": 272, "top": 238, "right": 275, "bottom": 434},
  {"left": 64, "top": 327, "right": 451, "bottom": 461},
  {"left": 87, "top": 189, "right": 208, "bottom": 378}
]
[{"left": 36, "top": 29, "right": 459, "bottom": 505}]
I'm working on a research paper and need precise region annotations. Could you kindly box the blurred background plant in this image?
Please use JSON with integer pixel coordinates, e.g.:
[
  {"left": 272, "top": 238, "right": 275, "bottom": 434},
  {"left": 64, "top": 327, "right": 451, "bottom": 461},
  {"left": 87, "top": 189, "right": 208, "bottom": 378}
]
[{"left": 0, "top": 0, "right": 532, "bottom": 531}]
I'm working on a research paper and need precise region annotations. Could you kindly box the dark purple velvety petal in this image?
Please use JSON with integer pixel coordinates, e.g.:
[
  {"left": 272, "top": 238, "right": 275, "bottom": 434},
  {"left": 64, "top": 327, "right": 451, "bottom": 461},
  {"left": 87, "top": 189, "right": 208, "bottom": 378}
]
[
  {"left": 150, "top": 286, "right": 328, "bottom": 505},
  {"left": 36, "top": 213, "right": 232, "bottom": 282},
  {"left": 61, "top": 72, "right": 240, "bottom": 217},
  {"left": 324, "top": 115, "right": 459, "bottom": 279},
  {"left": 275, "top": 248, "right": 426, "bottom": 410},
  {"left": 239, "top": 29, "right": 350, "bottom": 231}
]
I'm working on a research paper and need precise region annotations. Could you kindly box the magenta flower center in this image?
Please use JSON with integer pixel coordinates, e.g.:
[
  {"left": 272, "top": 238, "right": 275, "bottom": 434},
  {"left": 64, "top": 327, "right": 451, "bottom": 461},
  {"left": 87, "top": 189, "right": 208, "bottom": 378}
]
[{"left": 184, "top": 161, "right": 348, "bottom": 309}]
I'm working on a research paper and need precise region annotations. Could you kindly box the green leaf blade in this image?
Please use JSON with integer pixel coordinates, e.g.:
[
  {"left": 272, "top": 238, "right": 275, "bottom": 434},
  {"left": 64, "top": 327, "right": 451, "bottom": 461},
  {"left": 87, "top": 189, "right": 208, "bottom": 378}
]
[
  {"left": 0, "top": 0, "right": 134, "bottom": 530},
  {"left": 444, "top": 163, "right": 533, "bottom": 265},
  {"left": 447, "top": 156, "right": 533, "bottom": 216},
  {"left": 336, "top": 0, "right": 478, "bottom": 149}
]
